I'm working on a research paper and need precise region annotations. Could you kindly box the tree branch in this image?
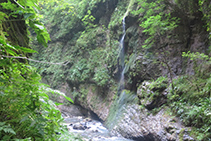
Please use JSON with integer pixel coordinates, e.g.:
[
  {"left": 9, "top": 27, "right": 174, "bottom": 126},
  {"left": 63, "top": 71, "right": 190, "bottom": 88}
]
[{"left": 0, "top": 55, "right": 70, "bottom": 65}]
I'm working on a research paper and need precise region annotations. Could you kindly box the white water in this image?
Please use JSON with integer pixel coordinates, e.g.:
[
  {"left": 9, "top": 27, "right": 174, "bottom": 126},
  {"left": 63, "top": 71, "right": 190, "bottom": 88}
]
[
  {"left": 63, "top": 116, "right": 133, "bottom": 141},
  {"left": 119, "top": 17, "right": 126, "bottom": 91}
]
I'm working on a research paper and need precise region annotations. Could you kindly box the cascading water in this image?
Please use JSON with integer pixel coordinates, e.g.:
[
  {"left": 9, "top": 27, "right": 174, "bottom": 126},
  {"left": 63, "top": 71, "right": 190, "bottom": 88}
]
[
  {"left": 105, "top": 16, "right": 138, "bottom": 140},
  {"left": 119, "top": 17, "right": 126, "bottom": 92},
  {"left": 106, "top": 17, "right": 136, "bottom": 131}
]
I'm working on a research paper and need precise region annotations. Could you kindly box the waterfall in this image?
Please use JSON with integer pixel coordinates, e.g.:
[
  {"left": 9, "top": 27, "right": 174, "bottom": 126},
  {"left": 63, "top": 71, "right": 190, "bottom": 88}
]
[
  {"left": 106, "top": 17, "right": 128, "bottom": 129},
  {"left": 119, "top": 17, "right": 126, "bottom": 92},
  {"left": 106, "top": 17, "right": 137, "bottom": 132}
]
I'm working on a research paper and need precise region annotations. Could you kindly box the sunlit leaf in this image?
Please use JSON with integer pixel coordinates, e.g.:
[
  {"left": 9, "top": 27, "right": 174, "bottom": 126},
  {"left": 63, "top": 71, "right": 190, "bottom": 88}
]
[{"left": 34, "top": 24, "right": 45, "bottom": 30}]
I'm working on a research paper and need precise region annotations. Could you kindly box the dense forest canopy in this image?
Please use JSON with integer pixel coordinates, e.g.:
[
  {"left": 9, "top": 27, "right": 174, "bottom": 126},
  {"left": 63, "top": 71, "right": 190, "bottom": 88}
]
[{"left": 1, "top": 0, "right": 211, "bottom": 140}]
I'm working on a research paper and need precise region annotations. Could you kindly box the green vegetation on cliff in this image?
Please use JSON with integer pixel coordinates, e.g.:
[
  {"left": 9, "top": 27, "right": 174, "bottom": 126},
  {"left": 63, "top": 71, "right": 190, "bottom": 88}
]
[
  {"left": 29, "top": 0, "right": 211, "bottom": 140},
  {"left": 31, "top": 0, "right": 122, "bottom": 88},
  {"left": 135, "top": 1, "right": 211, "bottom": 140}
]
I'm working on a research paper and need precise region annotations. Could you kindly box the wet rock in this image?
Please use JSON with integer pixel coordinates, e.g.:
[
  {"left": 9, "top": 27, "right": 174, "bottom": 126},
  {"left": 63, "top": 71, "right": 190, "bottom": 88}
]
[
  {"left": 57, "top": 104, "right": 89, "bottom": 117},
  {"left": 183, "top": 134, "right": 194, "bottom": 141},
  {"left": 165, "top": 124, "right": 177, "bottom": 134},
  {"left": 91, "top": 130, "right": 99, "bottom": 133},
  {"left": 83, "top": 118, "right": 92, "bottom": 122},
  {"left": 73, "top": 124, "right": 86, "bottom": 130},
  {"left": 110, "top": 104, "right": 194, "bottom": 141},
  {"left": 73, "top": 84, "right": 115, "bottom": 121},
  {"left": 167, "top": 133, "right": 176, "bottom": 141}
]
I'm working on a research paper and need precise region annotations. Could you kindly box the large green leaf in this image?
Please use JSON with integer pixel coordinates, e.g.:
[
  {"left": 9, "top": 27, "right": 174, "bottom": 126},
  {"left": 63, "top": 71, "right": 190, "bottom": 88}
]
[{"left": 15, "top": 46, "right": 38, "bottom": 53}]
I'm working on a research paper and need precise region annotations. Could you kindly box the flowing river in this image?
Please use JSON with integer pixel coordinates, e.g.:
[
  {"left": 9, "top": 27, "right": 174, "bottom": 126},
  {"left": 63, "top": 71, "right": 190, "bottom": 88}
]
[{"left": 62, "top": 114, "right": 133, "bottom": 141}]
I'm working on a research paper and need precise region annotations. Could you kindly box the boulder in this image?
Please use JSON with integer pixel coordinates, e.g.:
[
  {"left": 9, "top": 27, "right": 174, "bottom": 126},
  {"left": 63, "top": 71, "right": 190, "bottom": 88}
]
[
  {"left": 137, "top": 81, "right": 167, "bottom": 110},
  {"left": 73, "top": 123, "right": 87, "bottom": 130},
  {"left": 110, "top": 104, "right": 194, "bottom": 141}
]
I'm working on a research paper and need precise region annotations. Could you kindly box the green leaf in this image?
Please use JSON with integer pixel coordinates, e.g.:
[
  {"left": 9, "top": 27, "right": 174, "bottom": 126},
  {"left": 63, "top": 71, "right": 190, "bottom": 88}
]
[
  {"left": 15, "top": 46, "right": 37, "bottom": 53},
  {"left": 5, "top": 43, "right": 17, "bottom": 51},
  {"left": 4, "top": 48, "right": 17, "bottom": 56},
  {"left": 3, "top": 128, "right": 16, "bottom": 135},
  {"left": 54, "top": 102, "right": 64, "bottom": 106},
  {"left": 63, "top": 96, "right": 74, "bottom": 103},
  {"left": 34, "top": 24, "right": 45, "bottom": 30},
  {"left": 0, "top": 122, "right": 6, "bottom": 126},
  {"left": 24, "top": 13, "right": 35, "bottom": 19},
  {"left": 26, "top": 0, "right": 40, "bottom": 10}
]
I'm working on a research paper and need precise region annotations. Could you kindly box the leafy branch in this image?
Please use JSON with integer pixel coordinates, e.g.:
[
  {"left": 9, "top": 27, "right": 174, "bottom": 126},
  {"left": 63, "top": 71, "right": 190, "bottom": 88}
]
[{"left": 0, "top": 55, "right": 70, "bottom": 65}]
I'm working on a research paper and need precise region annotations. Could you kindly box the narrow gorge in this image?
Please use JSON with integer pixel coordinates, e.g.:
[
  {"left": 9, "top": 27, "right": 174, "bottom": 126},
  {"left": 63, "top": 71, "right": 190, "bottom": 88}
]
[{"left": 30, "top": 0, "right": 211, "bottom": 140}]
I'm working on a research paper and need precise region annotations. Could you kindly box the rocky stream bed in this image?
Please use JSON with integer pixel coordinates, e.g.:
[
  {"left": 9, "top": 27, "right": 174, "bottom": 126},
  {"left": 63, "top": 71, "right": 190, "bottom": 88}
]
[
  {"left": 57, "top": 102, "right": 194, "bottom": 141},
  {"left": 63, "top": 115, "right": 133, "bottom": 141},
  {"left": 60, "top": 105, "right": 133, "bottom": 141}
]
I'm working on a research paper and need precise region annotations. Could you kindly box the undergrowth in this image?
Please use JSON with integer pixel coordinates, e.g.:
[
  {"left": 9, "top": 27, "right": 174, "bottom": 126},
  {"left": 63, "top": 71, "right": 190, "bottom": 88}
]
[{"left": 167, "top": 52, "right": 211, "bottom": 140}]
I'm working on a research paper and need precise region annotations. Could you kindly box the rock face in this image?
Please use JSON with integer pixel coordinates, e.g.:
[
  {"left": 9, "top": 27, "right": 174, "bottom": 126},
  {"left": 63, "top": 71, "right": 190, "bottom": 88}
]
[
  {"left": 111, "top": 104, "right": 194, "bottom": 141},
  {"left": 57, "top": 105, "right": 88, "bottom": 117},
  {"left": 75, "top": 86, "right": 114, "bottom": 121}
]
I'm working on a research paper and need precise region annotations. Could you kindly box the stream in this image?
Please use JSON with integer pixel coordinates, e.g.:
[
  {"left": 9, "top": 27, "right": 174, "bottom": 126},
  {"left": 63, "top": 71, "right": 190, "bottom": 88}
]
[{"left": 62, "top": 114, "right": 133, "bottom": 141}]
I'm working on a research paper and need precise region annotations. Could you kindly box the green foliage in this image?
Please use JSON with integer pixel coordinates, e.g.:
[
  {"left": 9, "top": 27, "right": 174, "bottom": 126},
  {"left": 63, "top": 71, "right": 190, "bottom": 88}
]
[
  {"left": 32, "top": 21, "right": 117, "bottom": 88},
  {"left": 175, "top": 0, "right": 199, "bottom": 13},
  {"left": 68, "top": 59, "right": 90, "bottom": 83},
  {"left": 82, "top": 10, "right": 97, "bottom": 29},
  {"left": 199, "top": 0, "right": 211, "bottom": 36},
  {"left": 0, "top": 0, "right": 76, "bottom": 140},
  {"left": 79, "top": 87, "right": 89, "bottom": 99},
  {"left": 183, "top": 51, "right": 209, "bottom": 60},
  {"left": 149, "top": 76, "right": 168, "bottom": 90},
  {"left": 167, "top": 52, "right": 211, "bottom": 140},
  {"left": 88, "top": 0, "right": 106, "bottom": 10},
  {"left": 0, "top": 48, "right": 64, "bottom": 140},
  {"left": 0, "top": 40, "right": 74, "bottom": 140},
  {"left": 93, "top": 67, "right": 110, "bottom": 86},
  {"left": 39, "top": 0, "right": 74, "bottom": 13},
  {"left": 174, "top": 0, "right": 211, "bottom": 38},
  {"left": 133, "top": 0, "right": 179, "bottom": 48},
  {"left": 108, "top": 0, "right": 129, "bottom": 29},
  {"left": 138, "top": 77, "right": 168, "bottom": 108},
  {"left": 0, "top": 0, "right": 50, "bottom": 47},
  {"left": 0, "top": 122, "right": 16, "bottom": 139}
]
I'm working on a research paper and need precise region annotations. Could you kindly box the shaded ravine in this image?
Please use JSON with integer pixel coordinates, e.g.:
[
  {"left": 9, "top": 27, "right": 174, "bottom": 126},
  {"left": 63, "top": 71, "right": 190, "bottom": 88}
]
[{"left": 61, "top": 17, "right": 138, "bottom": 141}]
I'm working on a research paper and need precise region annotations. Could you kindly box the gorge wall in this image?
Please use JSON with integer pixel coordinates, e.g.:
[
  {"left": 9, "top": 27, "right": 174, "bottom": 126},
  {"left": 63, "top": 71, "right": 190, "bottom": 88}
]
[{"left": 31, "top": 0, "right": 211, "bottom": 140}]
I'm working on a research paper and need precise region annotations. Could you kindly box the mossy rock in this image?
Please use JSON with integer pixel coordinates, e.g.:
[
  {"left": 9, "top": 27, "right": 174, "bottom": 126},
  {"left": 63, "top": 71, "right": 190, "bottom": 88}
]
[{"left": 137, "top": 78, "right": 168, "bottom": 110}]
